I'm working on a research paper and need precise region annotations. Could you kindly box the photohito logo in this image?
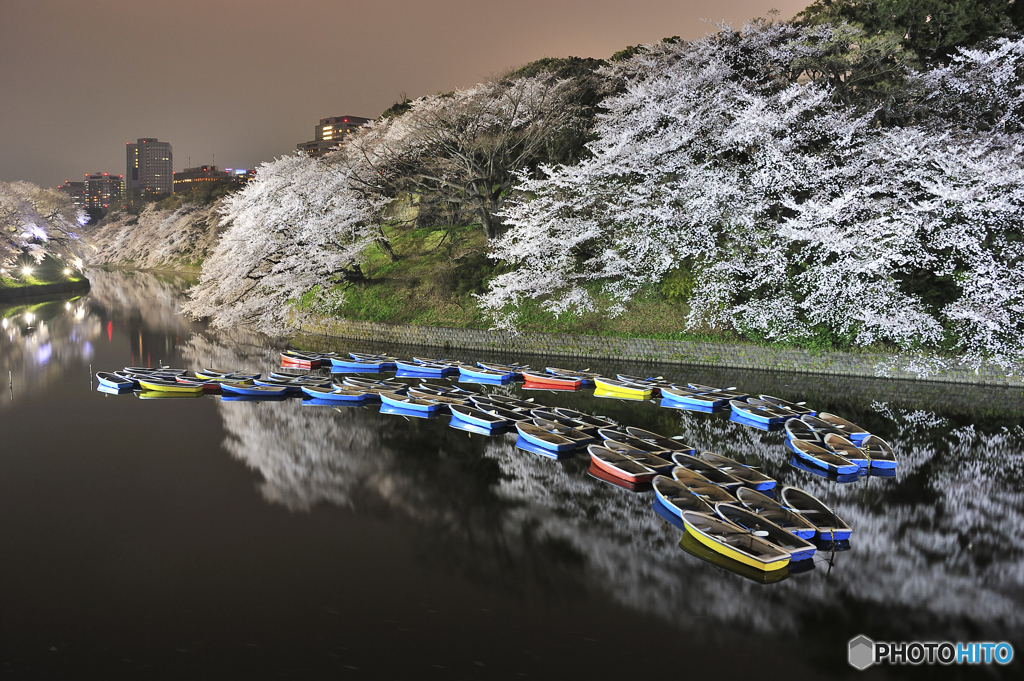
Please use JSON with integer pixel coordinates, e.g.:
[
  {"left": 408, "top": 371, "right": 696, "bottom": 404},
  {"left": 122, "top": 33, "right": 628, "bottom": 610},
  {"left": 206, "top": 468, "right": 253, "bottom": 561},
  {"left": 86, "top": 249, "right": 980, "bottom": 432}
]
[{"left": 848, "top": 635, "right": 1014, "bottom": 669}]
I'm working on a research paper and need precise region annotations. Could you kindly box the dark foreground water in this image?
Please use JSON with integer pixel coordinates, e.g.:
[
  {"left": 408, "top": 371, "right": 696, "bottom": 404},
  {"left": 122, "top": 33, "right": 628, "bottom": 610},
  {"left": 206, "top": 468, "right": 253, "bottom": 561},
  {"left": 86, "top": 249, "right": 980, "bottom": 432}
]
[{"left": 1, "top": 270, "right": 1022, "bottom": 680}]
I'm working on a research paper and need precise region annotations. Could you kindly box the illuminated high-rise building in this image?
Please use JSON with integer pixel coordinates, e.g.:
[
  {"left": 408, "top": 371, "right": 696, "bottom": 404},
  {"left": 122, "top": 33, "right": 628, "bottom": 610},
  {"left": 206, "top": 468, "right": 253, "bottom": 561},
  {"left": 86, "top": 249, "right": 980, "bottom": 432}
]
[
  {"left": 84, "top": 172, "right": 124, "bottom": 211},
  {"left": 126, "top": 138, "right": 173, "bottom": 195},
  {"left": 297, "top": 115, "right": 371, "bottom": 157}
]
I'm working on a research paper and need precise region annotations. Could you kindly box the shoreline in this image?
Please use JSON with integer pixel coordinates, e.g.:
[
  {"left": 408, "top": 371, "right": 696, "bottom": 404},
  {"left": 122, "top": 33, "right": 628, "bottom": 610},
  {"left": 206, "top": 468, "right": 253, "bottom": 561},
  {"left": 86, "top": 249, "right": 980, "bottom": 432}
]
[
  {"left": 0, "top": 278, "right": 91, "bottom": 304},
  {"left": 296, "top": 314, "right": 1024, "bottom": 388}
]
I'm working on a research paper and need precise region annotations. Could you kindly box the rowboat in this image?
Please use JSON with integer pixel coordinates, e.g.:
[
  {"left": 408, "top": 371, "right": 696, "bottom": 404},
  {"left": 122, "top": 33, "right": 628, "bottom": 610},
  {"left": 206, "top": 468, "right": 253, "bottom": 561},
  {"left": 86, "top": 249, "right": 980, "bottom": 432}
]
[
  {"left": 194, "top": 372, "right": 255, "bottom": 384},
  {"left": 670, "top": 452, "right": 744, "bottom": 490},
  {"left": 299, "top": 385, "right": 367, "bottom": 402},
  {"left": 477, "top": 361, "right": 529, "bottom": 376},
  {"left": 470, "top": 402, "right": 532, "bottom": 423},
  {"left": 857, "top": 435, "right": 898, "bottom": 469},
  {"left": 789, "top": 439, "right": 859, "bottom": 475},
  {"left": 592, "top": 377, "right": 653, "bottom": 400},
  {"left": 681, "top": 511, "right": 791, "bottom": 572},
  {"left": 677, "top": 525, "right": 790, "bottom": 584},
  {"left": 624, "top": 427, "right": 695, "bottom": 453},
  {"left": 798, "top": 414, "right": 851, "bottom": 439},
  {"left": 407, "top": 387, "right": 471, "bottom": 404},
  {"left": 587, "top": 445, "right": 671, "bottom": 483},
  {"left": 329, "top": 358, "right": 387, "bottom": 371},
  {"left": 713, "top": 503, "right": 817, "bottom": 562},
  {"left": 730, "top": 400, "right": 793, "bottom": 426},
  {"left": 671, "top": 467, "right": 736, "bottom": 503},
  {"left": 349, "top": 352, "right": 398, "bottom": 365},
  {"left": 394, "top": 360, "right": 457, "bottom": 377},
  {"left": 589, "top": 462, "right": 652, "bottom": 492},
  {"left": 781, "top": 487, "right": 852, "bottom": 541},
  {"left": 197, "top": 369, "right": 261, "bottom": 380},
  {"left": 733, "top": 489, "right": 819, "bottom": 540},
  {"left": 220, "top": 383, "right": 288, "bottom": 397},
  {"left": 532, "top": 419, "right": 595, "bottom": 447},
  {"left": 552, "top": 408, "right": 617, "bottom": 429},
  {"left": 449, "top": 404, "right": 511, "bottom": 429},
  {"left": 124, "top": 366, "right": 186, "bottom": 376},
  {"left": 530, "top": 409, "right": 598, "bottom": 434},
  {"left": 174, "top": 376, "right": 223, "bottom": 393},
  {"left": 734, "top": 488, "right": 817, "bottom": 540},
  {"left": 757, "top": 395, "right": 816, "bottom": 416},
  {"left": 521, "top": 370, "right": 582, "bottom": 389},
  {"left": 545, "top": 367, "right": 598, "bottom": 386},
  {"left": 821, "top": 433, "right": 868, "bottom": 467},
  {"left": 784, "top": 418, "right": 821, "bottom": 442},
  {"left": 652, "top": 476, "right": 714, "bottom": 518},
  {"left": 281, "top": 351, "right": 322, "bottom": 368},
  {"left": 515, "top": 422, "right": 576, "bottom": 452},
  {"left": 413, "top": 356, "right": 462, "bottom": 367},
  {"left": 514, "top": 435, "right": 574, "bottom": 459},
  {"left": 137, "top": 378, "right": 206, "bottom": 394},
  {"left": 255, "top": 377, "right": 330, "bottom": 394},
  {"left": 698, "top": 451, "right": 776, "bottom": 491},
  {"left": 96, "top": 372, "right": 134, "bottom": 391},
  {"left": 475, "top": 394, "right": 535, "bottom": 408},
  {"left": 598, "top": 428, "right": 675, "bottom": 454},
  {"left": 659, "top": 387, "right": 727, "bottom": 411},
  {"left": 343, "top": 377, "right": 408, "bottom": 392},
  {"left": 816, "top": 412, "right": 870, "bottom": 444},
  {"left": 789, "top": 456, "right": 862, "bottom": 484},
  {"left": 378, "top": 391, "right": 442, "bottom": 414},
  {"left": 458, "top": 365, "right": 515, "bottom": 382}
]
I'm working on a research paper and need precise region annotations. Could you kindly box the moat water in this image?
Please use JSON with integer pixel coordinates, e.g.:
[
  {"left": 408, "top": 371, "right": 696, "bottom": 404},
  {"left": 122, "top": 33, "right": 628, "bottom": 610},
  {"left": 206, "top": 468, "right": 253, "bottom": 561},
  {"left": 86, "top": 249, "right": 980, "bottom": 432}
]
[{"left": 1, "top": 269, "right": 1021, "bottom": 679}]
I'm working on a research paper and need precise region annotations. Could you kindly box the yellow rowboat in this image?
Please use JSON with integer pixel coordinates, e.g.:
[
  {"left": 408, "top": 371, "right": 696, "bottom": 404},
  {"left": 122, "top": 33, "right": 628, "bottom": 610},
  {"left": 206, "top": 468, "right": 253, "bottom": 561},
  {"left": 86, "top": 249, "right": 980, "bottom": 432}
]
[
  {"left": 678, "top": 531, "right": 789, "bottom": 584},
  {"left": 681, "top": 511, "right": 791, "bottom": 572},
  {"left": 137, "top": 378, "right": 206, "bottom": 394},
  {"left": 592, "top": 377, "right": 654, "bottom": 399}
]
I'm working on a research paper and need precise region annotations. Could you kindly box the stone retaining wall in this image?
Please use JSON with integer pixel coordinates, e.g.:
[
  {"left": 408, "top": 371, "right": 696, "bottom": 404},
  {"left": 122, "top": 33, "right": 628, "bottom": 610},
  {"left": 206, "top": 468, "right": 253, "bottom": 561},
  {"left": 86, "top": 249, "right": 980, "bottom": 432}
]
[{"left": 296, "top": 314, "right": 1024, "bottom": 388}]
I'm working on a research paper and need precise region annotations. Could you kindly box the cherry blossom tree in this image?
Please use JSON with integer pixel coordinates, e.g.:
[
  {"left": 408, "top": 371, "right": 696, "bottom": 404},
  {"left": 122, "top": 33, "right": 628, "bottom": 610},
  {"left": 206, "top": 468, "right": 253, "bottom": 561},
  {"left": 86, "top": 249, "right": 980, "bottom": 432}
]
[
  {"left": 480, "top": 22, "right": 1024, "bottom": 374},
  {"left": 0, "top": 181, "right": 84, "bottom": 270},
  {"left": 181, "top": 152, "right": 387, "bottom": 335}
]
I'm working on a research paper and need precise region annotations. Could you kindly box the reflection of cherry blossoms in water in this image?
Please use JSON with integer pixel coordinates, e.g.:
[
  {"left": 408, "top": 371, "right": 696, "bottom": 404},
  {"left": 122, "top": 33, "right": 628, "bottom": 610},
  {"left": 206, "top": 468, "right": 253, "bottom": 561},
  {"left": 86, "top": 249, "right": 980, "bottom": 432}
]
[
  {"left": 84, "top": 268, "right": 200, "bottom": 336},
  {"left": 212, "top": 370, "right": 1024, "bottom": 644}
]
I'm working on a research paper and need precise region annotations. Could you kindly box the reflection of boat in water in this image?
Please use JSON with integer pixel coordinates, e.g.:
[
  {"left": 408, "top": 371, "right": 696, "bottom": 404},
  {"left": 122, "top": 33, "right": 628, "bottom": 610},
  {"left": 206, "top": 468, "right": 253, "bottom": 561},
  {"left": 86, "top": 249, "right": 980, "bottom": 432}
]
[
  {"left": 677, "top": 525, "right": 790, "bottom": 584},
  {"left": 137, "top": 390, "right": 204, "bottom": 400},
  {"left": 789, "top": 456, "right": 863, "bottom": 484},
  {"left": 219, "top": 393, "right": 288, "bottom": 403}
]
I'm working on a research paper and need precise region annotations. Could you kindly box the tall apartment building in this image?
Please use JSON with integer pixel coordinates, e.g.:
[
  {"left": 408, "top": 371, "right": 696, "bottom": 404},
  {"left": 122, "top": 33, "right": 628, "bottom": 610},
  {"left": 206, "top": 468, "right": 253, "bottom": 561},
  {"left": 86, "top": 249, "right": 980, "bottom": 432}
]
[
  {"left": 85, "top": 173, "right": 124, "bottom": 211},
  {"left": 126, "top": 138, "right": 173, "bottom": 195},
  {"left": 296, "top": 115, "right": 371, "bottom": 157}
]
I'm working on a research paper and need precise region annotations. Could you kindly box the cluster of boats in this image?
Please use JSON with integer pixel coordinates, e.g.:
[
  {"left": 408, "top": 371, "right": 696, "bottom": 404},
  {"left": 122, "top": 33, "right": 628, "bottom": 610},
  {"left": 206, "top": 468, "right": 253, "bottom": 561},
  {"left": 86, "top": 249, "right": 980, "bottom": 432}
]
[{"left": 95, "top": 350, "right": 895, "bottom": 578}]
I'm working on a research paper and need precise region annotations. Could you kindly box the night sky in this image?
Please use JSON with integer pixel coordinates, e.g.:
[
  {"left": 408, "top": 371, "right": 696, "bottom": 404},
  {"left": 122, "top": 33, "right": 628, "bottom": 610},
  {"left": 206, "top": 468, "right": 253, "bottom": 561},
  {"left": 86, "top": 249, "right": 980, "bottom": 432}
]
[{"left": 1, "top": 0, "right": 806, "bottom": 188}]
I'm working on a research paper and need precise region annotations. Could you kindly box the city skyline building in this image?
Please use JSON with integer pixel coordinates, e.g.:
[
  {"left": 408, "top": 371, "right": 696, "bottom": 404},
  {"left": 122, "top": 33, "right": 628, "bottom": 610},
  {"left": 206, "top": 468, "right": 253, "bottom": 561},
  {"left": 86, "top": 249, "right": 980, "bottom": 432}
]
[
  {"left": 85, "top": 172, "right": 124, "bottom": 211},
  {"left": 56, "top": 180, "right": 87, "bottom": 208},
  {"left": 126, "top": 138, "right": 173, "bottom": 195},
  {"left": 296, "top": 115, "right": 371, "bottom": 157}
]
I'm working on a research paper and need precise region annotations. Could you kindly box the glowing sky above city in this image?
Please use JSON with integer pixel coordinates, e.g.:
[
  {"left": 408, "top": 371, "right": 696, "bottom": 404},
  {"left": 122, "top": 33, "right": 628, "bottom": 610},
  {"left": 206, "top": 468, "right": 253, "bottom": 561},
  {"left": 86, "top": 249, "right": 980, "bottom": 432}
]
[{"left": 1, "top": 0, "right": 806, "bottom": 187}]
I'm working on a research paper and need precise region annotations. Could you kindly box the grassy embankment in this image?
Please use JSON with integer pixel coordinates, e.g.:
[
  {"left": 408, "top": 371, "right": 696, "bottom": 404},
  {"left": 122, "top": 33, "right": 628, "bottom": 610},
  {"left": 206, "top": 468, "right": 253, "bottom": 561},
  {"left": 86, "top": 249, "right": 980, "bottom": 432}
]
[
  {"left": 0, "top": 254, "right": 87, "bottom": 290},
  {"left": 302, "top": 218, "right": 806, "bottom": 347}
]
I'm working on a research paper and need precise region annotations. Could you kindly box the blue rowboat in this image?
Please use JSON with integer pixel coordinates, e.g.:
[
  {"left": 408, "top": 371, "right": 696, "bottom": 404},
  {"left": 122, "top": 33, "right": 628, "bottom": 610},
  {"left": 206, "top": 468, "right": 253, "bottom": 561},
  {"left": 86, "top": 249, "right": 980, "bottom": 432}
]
[
  {"left": 789, "top": 439, "right": 859, "bottom": 475},
  {"left": 652, "top": 476, "right": 714, "bottom": 519},
  {"left": 815, "top": 412, "right": 870, "bottom": 444},
  {"left": 625, "top": 426, "right": 696, "bottom": 453},
  {"left": 789, "top": 456, "right": 863, "bottom": 484},
  {"left": 713, "top": 503, "right": 817, "bottom": 563},
  {"left": 781, "top": 486, "right": 852, "bottom": 542},
  {"left": 785, "top": 418, "right": 821, "bottom": 443},
  {"left": 515, "top": 422, "right": 576, "bottom": 453},
  {"left": 458, "top": 365, "right": 515, "bottom": 382},
  {"left": 394, "top": 360, "right": 456, "bottom": 377},
  {"left": 514, "top": 435, "right": 574, "bottom": 460},
  {"left": 300, "top": 385, "right": 367, "bottom": 402},
  {"left": 379, "top": 403, "right": 435, "bottom": 419},
  {"left": 661, "top": 387, "right": 730, "bottom": 410},
  {"left": 96, "top": 372, "right": 134, "bottom": 391},
  {"left": 448, "top": 414, "right": 509, "bottom": 436},
  {"left": 378, "top": 391, "right": 441, "bottom": 414},
  {"left": 221, "top": 383, "right": 288, "bottom": 397},
  {"left": 822, "top": 433, "right": 869, "bottom": 468},
  {"left": 730, "top": 400, "right": 792, "bottom": 426},
  {"left": 302, "top": 398, "right": 366, "bottom": 409},
  {"left": 329, "top": 357, "right": 386, "bottom": 371},
  {"left": 449, "top": 404, "right": 510, "bottom": 429},
  {"left": 652, "top": 495, "right": 689, "bottom": 531},
  {"left": 757, "top": 394, "right": 816, "bottom": 417},
  {"left": 97, "top": 383, "right": 132, "bottom": 396}
]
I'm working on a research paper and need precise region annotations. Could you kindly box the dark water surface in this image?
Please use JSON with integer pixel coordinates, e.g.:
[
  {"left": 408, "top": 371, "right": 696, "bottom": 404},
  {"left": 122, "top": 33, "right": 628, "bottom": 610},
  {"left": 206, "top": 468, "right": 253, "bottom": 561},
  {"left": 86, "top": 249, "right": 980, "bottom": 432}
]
[{"left": 1, "top": 270, "right": 1022, "bottom": 680}]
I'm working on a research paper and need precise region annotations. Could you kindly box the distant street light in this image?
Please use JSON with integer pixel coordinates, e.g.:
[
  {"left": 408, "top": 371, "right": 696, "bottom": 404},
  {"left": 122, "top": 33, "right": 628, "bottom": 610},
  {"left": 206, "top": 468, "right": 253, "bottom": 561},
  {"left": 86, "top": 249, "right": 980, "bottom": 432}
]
[{"left": 21, "top": 267, "right": 32, "bottom": 277}]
